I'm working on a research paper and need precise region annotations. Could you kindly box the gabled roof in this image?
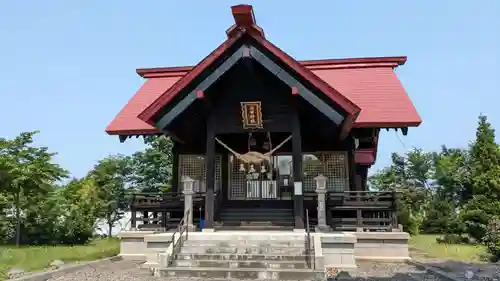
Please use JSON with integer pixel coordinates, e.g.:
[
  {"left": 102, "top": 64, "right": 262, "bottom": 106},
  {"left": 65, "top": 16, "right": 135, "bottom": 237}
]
[
  {"left": 137, "top": 5, "right": 361, "bottom": 137},
  {"left": 105, "top": 5, "right": 422, "bottom": 137},
  {"left": 106, "top": 58, "right": 421, "bottom": 136}
]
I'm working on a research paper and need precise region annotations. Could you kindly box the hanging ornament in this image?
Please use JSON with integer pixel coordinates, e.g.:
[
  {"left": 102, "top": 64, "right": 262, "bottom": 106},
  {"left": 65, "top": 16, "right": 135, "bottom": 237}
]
[
  {"left": 262, "top": 140, "right": 270, "bottom": 150},
  {"left": 249, "top": 164, "right": 255, "bottom": 173},
  {"left": 260, "top": 164, "right": 267, "bottom": 173},
  {"left": 248, "top": 133, "right": 256, "bottom": 147},
  {"left": 239, "top": 163, "right": 246, "bottom": 172},
  {"left": 262, "top": 132, "right": 271, "bottom": 150}
]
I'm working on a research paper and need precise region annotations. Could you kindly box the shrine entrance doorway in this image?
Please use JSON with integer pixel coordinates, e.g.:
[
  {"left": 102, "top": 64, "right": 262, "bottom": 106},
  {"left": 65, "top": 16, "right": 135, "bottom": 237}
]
[{"left": 217, "top": 132, "right": 294, "bottom": 201}]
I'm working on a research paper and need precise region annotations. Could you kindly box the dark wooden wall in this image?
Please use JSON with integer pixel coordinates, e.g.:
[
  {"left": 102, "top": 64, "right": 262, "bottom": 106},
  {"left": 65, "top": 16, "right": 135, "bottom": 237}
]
[{"left": 208, "top": 59, "right": 296, "bottom": 134}]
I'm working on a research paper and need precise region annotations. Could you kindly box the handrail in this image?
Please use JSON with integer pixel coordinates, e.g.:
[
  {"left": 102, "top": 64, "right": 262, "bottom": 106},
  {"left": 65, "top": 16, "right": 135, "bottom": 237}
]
[
  {"left": 304, "top": 209, "right": 314, "bottom": 269},
  {"left": 167, "top": 209, "right": 190, "bottom": 266}
]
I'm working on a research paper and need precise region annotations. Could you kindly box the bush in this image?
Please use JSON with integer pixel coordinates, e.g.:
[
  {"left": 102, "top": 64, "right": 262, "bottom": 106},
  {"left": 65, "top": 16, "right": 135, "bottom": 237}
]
[
  {"left": 459, "top": 196, "right": 498, "bottom": 241},
  {"left": 396, "top": 204, "right": 422, "bottom": 235},
  {"left": 483, "top": 218, "right": 500, "bottom": 261},
  {"left": 436, "top": 234, "right": 469, "bottom": 244},
  {"left": 421, "top": 199, "right": 460, "bottom": 234}
]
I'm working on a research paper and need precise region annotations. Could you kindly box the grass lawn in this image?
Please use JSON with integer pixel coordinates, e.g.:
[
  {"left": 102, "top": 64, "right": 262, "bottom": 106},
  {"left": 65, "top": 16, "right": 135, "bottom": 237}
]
[
  {"left": 0, "top": 238, "right": 120, "bottom": 280},
  {"left": 410, "top": 234, "right": 488, "bottom": 262}
]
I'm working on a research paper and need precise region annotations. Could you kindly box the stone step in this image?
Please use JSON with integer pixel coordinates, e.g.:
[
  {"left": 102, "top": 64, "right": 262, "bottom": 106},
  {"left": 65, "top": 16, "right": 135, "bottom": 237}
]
[
  {"left": 219, "top": 213, "right": 293, "bottom": 218},
  {"left": 182, "top": 240, "right": 306, "bottom": 247},
  {"left": 215, "top": 225, "right": 296, "bottom": 231},
  {"left": 220, "top": 208, "right": 292, "bottom": 213},
  {"left": 219, "top": 220, "right": 296, "bottom": 227},
  {"left": 175, "top": 253, "right": 307, "bottom": 262},
  {"left": 220, "top": 209, "right": 293, "bottom": 216},
  {"left": 185, "top": 234, "right": 306, "bottom": 241},
  {"left": 155, "top": 267, "right": 323, "bottom": 280},
  {"left": 180, "top": 246, "right": 305, "bottom": 255},
  {"left": 173, "top": 259, "right": 308, "bottom": 269}
]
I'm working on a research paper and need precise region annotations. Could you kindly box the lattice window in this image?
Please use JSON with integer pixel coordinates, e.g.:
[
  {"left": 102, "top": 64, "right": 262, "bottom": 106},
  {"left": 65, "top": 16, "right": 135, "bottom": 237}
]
[
  {"left": 229, "top": 155, "right": 246, "bottom": 199},
  {"left": 178, "top": 154, "right": 221, "bottom": 192},
  {"left": 302, "top": 152, "right": 349, "bottom": 192}
]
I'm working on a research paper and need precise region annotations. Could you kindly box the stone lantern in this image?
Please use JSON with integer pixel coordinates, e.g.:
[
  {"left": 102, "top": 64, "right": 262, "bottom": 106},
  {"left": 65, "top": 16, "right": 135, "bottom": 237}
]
[{"left": 314, "top": 174, "right": 331, "bottom": 232}]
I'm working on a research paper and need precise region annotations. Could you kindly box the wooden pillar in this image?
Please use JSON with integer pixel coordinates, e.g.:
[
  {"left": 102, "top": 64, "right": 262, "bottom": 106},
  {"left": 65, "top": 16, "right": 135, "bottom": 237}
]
[
  {"left": 152, "top": 212, "right": 158, "bottom": 224},
  {"left": 221, "top": 154, "right": 229, "bottom": 201},
  {"left": 130, "top": 210, "right": 137, "bottom": 229},
  {"left": 130, "top": 194, "right": 137, "bottom": 229},
  {"left": 347, "top": 138, "right": 357, "bottom": 191},
  {"left": 349, "top": 137, "right": 363, "bottom": 230},
  {"left": 292, "top": 114, "right": 304, "bottom": 230},
  {"left": 171, "top": 142, "right": 179, "bottom": 193},
  {"left": 204, "top": 126, "right": 215, "bottom": 230}
]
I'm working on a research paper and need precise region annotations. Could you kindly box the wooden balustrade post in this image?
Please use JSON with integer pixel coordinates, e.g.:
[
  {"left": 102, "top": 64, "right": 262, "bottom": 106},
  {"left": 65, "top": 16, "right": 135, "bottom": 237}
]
[
  {"left": 391, "top": 190, "right": 401, "bottom": 232},
  {"left": 315, "top": 174, "right": 331, "bottom": 232},
  {"left": 130, "top": 194, "right": 137, "bottom": 230},
  {"left": 182, "top": 176, "right": 196, "bottom": 231}
]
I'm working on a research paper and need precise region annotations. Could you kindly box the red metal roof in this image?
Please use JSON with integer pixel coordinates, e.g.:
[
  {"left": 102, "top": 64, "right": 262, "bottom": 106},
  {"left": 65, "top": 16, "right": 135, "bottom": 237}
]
[
  {"left": 105, "top": 60, "right": 421, "bottom": 135},
  {"left": 311, "top": 66, "right": 421, "bottom": 128}
]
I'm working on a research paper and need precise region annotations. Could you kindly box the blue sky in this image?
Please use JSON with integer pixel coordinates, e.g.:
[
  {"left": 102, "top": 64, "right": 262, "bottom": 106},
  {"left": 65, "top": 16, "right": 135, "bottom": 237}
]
[{"left": 0, "top": 0, "right": 499, "bottom": 178}]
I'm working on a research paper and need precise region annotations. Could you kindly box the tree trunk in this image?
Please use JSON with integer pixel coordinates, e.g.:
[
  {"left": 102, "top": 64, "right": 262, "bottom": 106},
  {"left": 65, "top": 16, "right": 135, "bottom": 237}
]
[
  {"left": 108, "top": 217, "right": 113, "bottom": 237},
  {"left": 14, "top": 190, "right": 21, "bottom": 247}
]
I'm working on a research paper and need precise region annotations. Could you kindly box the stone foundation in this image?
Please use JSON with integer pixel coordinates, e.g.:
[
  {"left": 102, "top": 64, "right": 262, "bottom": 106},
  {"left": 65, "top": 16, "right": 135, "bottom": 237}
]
[
  {"left": 352, "top": 232, "right": 411, "bottom": 262},
  {"left": 316, "top": 233, "right": 358, "bottom": 269},
  {"left": 118, "top": 230, "right": 410, "bottom": 271},
  {"left": 118, "top": 231, "right": 156, "bottom": 261},
  {"left": 118, "top": 231, "right": 173, "bottom": 263}
]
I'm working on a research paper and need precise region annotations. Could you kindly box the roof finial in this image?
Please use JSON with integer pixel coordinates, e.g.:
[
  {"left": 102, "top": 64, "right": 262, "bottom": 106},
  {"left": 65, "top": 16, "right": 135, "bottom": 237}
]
[{"left": 226, "top": 4, "right": 265, "bottom": 38}]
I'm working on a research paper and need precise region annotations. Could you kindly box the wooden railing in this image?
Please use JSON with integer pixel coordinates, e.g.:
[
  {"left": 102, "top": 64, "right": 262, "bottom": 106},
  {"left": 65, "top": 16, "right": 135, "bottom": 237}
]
[
  {"left": 168, "top": 209, "right": 190, "bottom": 266},
  {"left": 327, "top": 190, "right": 397, "bottom": 208},
  {"left": 302, "top": 190, "right": 399, "bottom": 231},
  {"left": 328, "top": 191, "right": 398, "bottom": 231},
  {"left": 130, "top": 192, "right": 182, "bottom": 209}
]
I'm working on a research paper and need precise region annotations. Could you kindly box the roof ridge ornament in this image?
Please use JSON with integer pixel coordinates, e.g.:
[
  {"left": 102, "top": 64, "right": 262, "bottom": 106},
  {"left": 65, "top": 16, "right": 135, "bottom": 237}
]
[{"left": 226, "top": 4, "right": 265, "bottom": 38}]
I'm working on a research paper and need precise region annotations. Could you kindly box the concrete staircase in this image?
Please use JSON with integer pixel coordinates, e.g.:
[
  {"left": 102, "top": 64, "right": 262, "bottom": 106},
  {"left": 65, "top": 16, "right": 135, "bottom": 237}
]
[
  {"left": 154, "top": 232, "right": 323, "bottom": 280},
  {"left": 218, "top": 207, "right": 295, "bottom": 230}
]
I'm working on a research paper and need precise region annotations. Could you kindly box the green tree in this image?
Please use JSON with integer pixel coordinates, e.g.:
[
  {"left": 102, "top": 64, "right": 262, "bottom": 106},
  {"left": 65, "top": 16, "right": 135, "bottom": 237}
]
[
  {"left": 406, "top": 148, "right": 435, "bottom": 189},
  {"left": 469, "top": 114, "right": 500, "bottom": 197},
  {"left": 433, "top": 146, "right": 472, "bottom": 204},
  {"left": 0, "top": 131, "right": 68, "bottom": 246},
  {"left": 461, "top": 115, "right": 500, "bottom": 241},
  {"left": 130, "top": 135, "right": 174, "bottom": 192},
  {"left": 90, "top": 154, "right": 132, "bottom": 237},
  {"left": 57, "top": 177, "right": 103, "bottom": 243}
]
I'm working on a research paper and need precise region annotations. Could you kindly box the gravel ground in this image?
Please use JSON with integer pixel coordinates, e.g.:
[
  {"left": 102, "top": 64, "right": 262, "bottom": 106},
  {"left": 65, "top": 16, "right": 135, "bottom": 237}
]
[
  {"left": 411, "top": 249, "right": 500, "bottom": 281},
  {"left": 43, "top": 260, "right": 445, "bottom": 281}
]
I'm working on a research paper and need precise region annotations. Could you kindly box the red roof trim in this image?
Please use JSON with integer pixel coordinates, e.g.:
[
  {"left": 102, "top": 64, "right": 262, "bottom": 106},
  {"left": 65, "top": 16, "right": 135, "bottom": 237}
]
[
  {"left": 249, "top": 35, "right": 361, "bottom": 116},
  {"left": 301, "top": 56, "right": 406, "bottom": 67},
  {"left": 372, "top": 129, "right": 380, "bottom": 162},
  {"left": 137, "top": 31, "right": 243, "bottom": 123},
  {"left": 136, "top": 56, "right": 407, "bottom": 78},
  {"left": 355, "top": 149, "right": 376, "bottom": 165},
  {"left": 106, "top": 128, "right": 160, "bottom": 135},
  {"left": 353, "top": 121, "right": 422, "bottom": 128}
]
